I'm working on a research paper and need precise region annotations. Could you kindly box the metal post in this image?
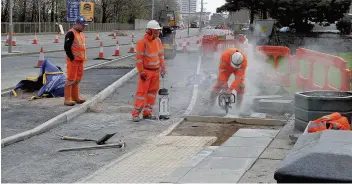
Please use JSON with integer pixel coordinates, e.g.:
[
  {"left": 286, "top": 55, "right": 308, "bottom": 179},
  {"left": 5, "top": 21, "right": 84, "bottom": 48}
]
[
  {"left": 8, "top": 0, "right": 13, "bottom": 53},
  {"left": 38, "top": 0, "right": 41, "bottom": 33},
  {"left": 188, "top": 0, "right": 190, "bottom": 37},
  {"left": 151, "top": 0, "right": 154, "bottom": 19},
  {"left": 199, "top": 0, "right": 203, "bottom": 32}
]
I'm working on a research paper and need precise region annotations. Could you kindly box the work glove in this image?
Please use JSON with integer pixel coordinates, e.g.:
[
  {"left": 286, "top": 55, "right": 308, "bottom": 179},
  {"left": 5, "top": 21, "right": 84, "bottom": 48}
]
[
  {"left": 160, "top": 65, "right": 167, "bottom": 78},
  {"left": 140, "top": 72, "right": 147, "bottom": 81}
]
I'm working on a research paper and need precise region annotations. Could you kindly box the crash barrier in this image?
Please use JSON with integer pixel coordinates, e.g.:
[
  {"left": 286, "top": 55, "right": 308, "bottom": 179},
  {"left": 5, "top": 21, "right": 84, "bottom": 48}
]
[{"left": 200, "top": 37, "right": 351, "bottom": 91}]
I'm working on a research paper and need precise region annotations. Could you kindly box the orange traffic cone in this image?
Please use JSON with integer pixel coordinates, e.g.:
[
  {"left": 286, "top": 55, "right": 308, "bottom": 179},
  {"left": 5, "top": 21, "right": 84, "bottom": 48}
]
[
  {"left": 112, "top": 31, "right": 117, "bottom": 39},
  {"left": 128, "top": 39, "right": 135, "bottom": 53},
  {"left": 98, "top": 42, "right": 104, "bottom": 59},
  {"left": 12, "top": 33, "right": 17, "bottom": 46},
  {"left": 183, "top": 39, "right": 188, "bottom": 52},
  {"left": 32, "top": 34, "right": 38, "bottom": 44},
  {"left": 113, "top": 40, "right": 120, "bottom": 56},
  {"left": 95, "top": 33, "right": 100, "bottom": 40},
  {"left": 5, "top": 33, "right": 9, "bottom": 46},
  {"left": 54, "top": 32, "right": 59, "bottom": 43},
  {"left": 35, "top": 47, "right": 45, "bottom": 68}
]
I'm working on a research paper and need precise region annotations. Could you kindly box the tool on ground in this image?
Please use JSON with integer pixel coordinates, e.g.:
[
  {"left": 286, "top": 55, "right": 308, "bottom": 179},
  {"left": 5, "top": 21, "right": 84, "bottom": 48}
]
[
  {"left": 60, "top": 132, "right": 117, "bottom": 145},
  {"left": 58, "top": 141, "right": 125, "bottom": 152},
  {"left": 218, "top": 90, "right": 236, "bottom": 114},
  {"left": 158, "top": 77, "right": 170, "bottom": 120}
]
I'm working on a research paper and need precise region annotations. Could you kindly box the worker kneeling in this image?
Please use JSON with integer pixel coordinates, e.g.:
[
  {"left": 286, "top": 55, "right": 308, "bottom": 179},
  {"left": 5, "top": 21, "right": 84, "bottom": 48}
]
[
  {"left": 131, "top": 20, "right": 166, "bottom": 122},
  {"left": 209, "top": 48, "right": 248, "bottom": 109}
]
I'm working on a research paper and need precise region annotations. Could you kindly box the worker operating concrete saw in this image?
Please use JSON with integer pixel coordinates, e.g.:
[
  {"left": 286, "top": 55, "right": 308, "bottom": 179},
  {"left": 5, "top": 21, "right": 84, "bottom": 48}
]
[{"left": 208, "top": 47, "right": 248, "bottom": 111}]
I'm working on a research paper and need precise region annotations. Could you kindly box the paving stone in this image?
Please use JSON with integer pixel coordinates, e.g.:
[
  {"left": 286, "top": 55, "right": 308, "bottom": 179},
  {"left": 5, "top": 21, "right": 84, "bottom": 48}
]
[
  {"left": 260, "top": 148, "right": 291, "bottom": 160},
  {"left": 178, "top": 168, "right": 245, "bottom": 183},
  {"left": 233, "top": 129, "right": 280, "bottom": 138},
  {"left": 181, "top": 149, "right": 214, "bottom": 167},
  {"left": 161, "top": 167, "right": 192, "bottom": 183},
  {"left": 238, "top": 159, "right": 282, "bottom": 183},
  {"left": 195, "top": 156, "right": 256, "bottom": 171},
  {"left": 223, "top": 137, "right": 273, "bottom": 148},
  {"left": 268, "top": 139, "right": 294, "bottom": 150},
  {"left": 212, "top": 146, "right": 266, "bottom": 158}
]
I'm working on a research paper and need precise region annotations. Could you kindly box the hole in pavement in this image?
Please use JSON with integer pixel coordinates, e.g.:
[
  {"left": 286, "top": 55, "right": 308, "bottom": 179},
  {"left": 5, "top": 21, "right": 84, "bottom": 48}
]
[{"left": 168, "top": 120, "right": 281, "bottom": 146}]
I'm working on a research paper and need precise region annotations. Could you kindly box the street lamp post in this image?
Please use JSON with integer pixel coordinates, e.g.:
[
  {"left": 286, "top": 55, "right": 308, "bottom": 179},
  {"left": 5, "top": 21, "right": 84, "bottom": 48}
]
[
  {"left": 38, "top": 0, "right": 41, "bottom": 33},
  {"left": 8, "top": 0, "right": 13, "bottom": 53},
  {"left": 152, "top": 0, "right": 154, "bottom": 19},
  {"left": 188, "top": 0, "right": 190, "bottom": 37}
]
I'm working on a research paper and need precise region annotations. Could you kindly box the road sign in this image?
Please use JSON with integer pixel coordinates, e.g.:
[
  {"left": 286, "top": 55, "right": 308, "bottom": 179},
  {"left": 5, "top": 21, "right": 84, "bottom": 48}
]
[
  {"left": 80, "top": 2, "right": 95, "bottom": 22},
  {"left": 66, "top": 0, "right": 81, "bottom": 22}
]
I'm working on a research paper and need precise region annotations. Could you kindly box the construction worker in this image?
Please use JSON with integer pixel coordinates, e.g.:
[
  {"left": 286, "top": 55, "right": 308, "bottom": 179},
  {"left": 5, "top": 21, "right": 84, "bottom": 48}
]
[
  {"left": 209, "top": 48, "right": 248, "bottom": 109},
  {"left": 131, "top": 20, "right": 166, "bottom": 122},
  {"left": 63, "top": 16, "right": 88, "bottom": 106}
]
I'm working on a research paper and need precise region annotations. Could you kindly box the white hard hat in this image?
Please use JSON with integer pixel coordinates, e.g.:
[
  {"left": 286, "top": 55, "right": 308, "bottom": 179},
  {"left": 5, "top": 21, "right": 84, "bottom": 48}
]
[
  {"left": 147, "top": 20, "right": 162, "bottom": 30},
  {"left": 230, "top": 52, "right": 244, "bottom": 69}
]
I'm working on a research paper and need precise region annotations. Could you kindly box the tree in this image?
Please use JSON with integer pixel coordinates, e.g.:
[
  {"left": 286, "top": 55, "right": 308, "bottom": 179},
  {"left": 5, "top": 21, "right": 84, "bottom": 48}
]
[
  {"left": 217, "top": 0, "right": 273, "bottom": 23},
  {"left": 217, "top": 0, "right": 352, "bottom": 32}
]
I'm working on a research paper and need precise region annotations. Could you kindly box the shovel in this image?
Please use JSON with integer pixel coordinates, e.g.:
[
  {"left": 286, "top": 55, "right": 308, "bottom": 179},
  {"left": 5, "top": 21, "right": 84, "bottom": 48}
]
[{"left": 60, "top": 133, "right": 117, "bottom": 145}]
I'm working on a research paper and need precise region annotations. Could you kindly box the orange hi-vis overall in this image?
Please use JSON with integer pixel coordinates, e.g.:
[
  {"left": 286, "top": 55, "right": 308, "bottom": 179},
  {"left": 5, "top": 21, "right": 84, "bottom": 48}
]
[
  {"left": 308, "top": 112, "right": 351, "bottom": 133},
  {"left": 66, "top": 28, "right": 87, "bottom": 81},
  {"left": 212, "top": 48, "right": 248, "bottom": 95},
  {"left": 132, "top": 34, "right": 165, "bottom": 117}
]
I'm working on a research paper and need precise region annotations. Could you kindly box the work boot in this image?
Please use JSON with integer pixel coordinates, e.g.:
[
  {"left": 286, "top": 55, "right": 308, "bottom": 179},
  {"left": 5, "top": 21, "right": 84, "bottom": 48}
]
[
  {"left": 143, "top": 115, "right": 157, "bottom": 120},
  {"left": 64, "top": 86, "right": 75, "bottom": 106},
  {"left": 132, "top": 116, "right": 141, "bottom": 122},
  {"left": 72, "top": 84, "right": 86, "bottom": 104}
]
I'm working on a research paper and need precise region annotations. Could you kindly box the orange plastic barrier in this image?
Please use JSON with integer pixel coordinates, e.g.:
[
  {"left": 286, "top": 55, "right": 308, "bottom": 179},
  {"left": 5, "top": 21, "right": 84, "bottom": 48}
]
[
  {"left": 200, "top": 35, "right": 217, "bottom": 54},
  {"left": 293, "top": 48, "right": 350, "bottom": 91},
  {"left": 216, "top": 39, "right": 241, "bottom": 52},
  {"left": 257, "top": 46, "right": 292, "bottom": 87}
]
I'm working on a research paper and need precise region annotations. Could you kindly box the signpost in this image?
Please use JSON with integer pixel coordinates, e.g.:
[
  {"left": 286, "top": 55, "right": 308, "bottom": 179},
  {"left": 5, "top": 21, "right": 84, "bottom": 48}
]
[{"left": 66, "top": 0, "right": 81, "bottom": 22}]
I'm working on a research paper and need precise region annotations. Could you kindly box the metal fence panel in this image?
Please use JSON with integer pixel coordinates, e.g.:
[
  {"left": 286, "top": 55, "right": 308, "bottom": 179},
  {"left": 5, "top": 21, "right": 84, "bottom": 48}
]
[{"left": 1, "top": 22, "right": 134, "bottom": 34}]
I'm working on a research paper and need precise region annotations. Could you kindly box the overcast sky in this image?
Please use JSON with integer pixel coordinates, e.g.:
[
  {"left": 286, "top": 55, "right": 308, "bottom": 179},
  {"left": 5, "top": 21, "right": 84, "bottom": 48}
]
[{"left": 201, "top": 0, "right": 226, "bottom": 13}]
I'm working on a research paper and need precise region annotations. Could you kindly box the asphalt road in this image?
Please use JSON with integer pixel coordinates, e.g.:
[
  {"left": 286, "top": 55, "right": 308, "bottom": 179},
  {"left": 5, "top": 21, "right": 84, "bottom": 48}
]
[
  {"left": 1, "top": 28, "right": 201, "bottom": 55},
  {"left": 1, "top": 28, "right": 202, "bottom": 91},
  {"left": 1, "top": 52, "right": 200, "bottom": 183}
]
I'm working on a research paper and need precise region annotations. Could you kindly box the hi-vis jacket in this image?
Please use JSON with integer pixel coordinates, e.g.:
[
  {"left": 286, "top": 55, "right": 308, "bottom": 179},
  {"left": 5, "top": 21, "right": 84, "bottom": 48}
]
[
  {"left": 135, "top": 35, "right": 165, "bottom": 72},
  {"left": 217, "top": 48, "right": 248, "bottom": 90},
  {"left": 67, "top": 28, "right": 87, "bottom": 62}
]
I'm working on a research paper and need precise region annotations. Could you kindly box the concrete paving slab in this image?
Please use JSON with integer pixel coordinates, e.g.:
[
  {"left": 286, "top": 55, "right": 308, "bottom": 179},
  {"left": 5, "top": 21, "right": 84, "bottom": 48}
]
[
  {"left": 181, "top": 148, "right": 215, "bottom": 168},
  {"left": 195, "top": 156, "right": 256, "bottom": 171},
  {"left": 238, "top": 159, "right": 282, "bottom": 183},
  {"left": 222, "top": 137, "right": 273, "bottom": 147},
  {"left": 268, "top": 138, "right": 295, "bottom": 150},
  {"left": 259, "top": 148, "right": 291, "bottom": 160},
  {"left": 161, "top": 167, "right": 192, "bottom": 183},
  {"left": 178, "top": 168, "right": 245, "bottom": 183},
  {"left": 233, "top": 129, "right": 280, "bottom": 138},
  {"left": 212, "top": 146, "right": 266, "bottom": 158}
]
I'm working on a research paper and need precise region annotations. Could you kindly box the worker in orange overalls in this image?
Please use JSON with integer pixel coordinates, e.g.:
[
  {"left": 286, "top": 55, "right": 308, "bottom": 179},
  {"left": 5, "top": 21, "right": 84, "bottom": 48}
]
[
  {"left": 131, "top": 20, "right": 166, "bottom": 122},
  {"left": 63, "top": 16, "right": 88, "bottom": 106},
  {"left": 209, "top": 48, "right": 248, "bottom": 109}
]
